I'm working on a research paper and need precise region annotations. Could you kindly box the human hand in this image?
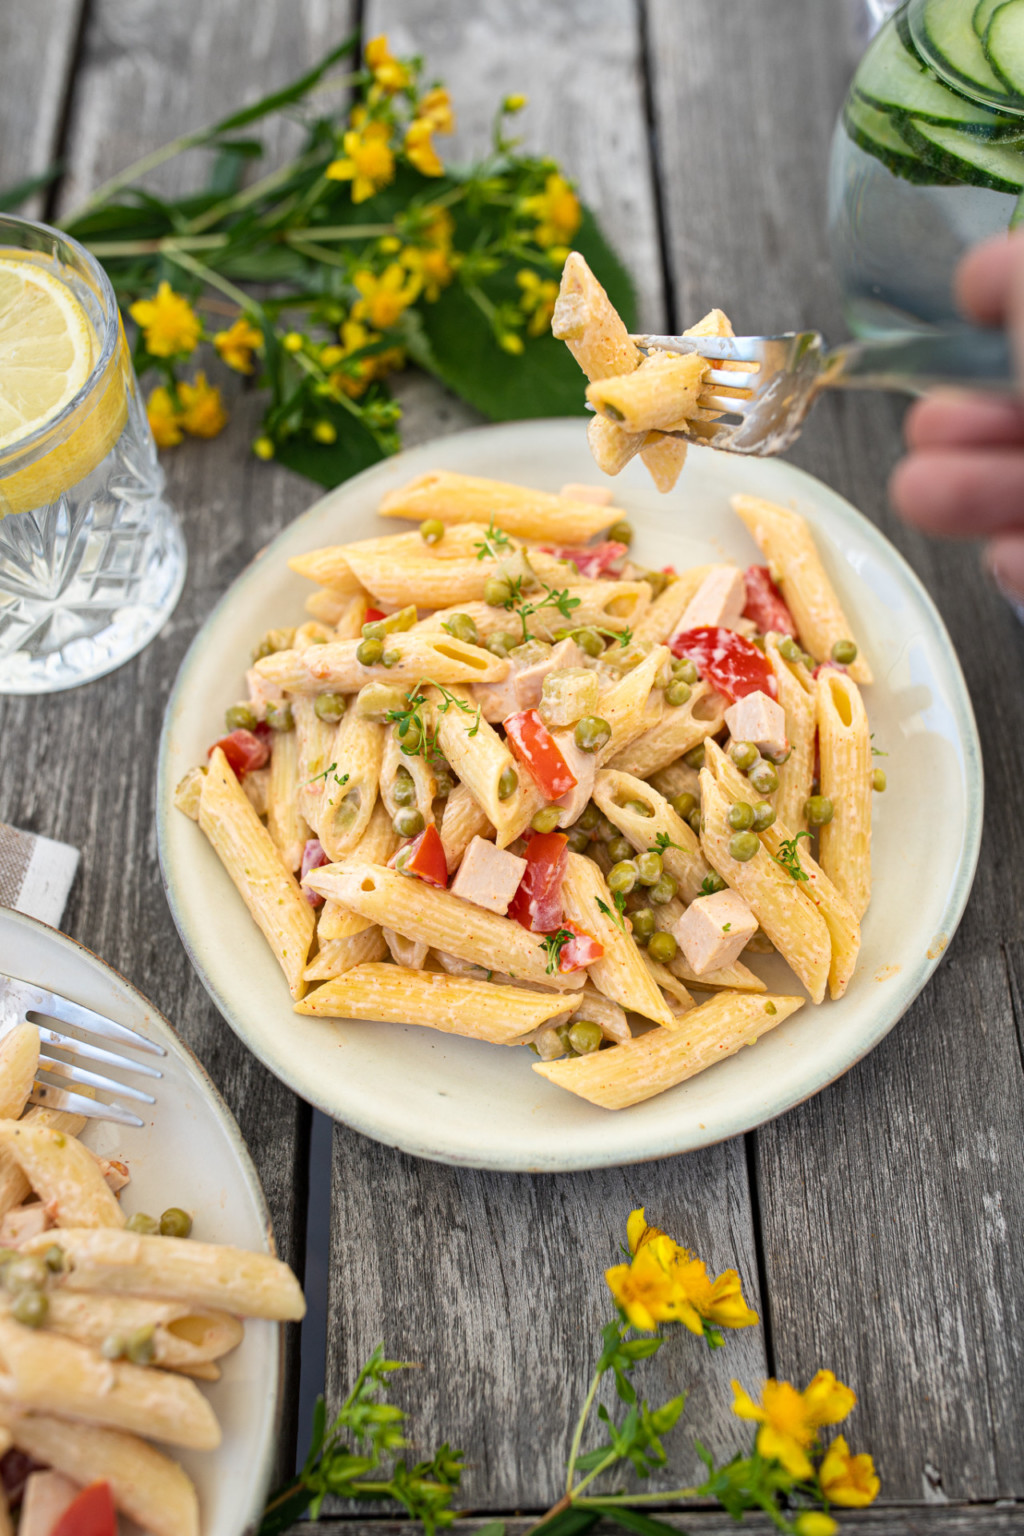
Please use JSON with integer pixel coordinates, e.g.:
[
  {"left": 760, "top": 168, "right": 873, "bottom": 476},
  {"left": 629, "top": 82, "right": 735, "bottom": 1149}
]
[{"left": 888, "top": 231, "right": 1024, "bottom": 603}]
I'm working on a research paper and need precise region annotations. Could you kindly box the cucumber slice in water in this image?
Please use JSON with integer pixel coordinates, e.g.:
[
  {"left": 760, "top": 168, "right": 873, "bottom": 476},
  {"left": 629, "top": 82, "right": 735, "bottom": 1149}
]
[
  {"left": 974, "top": 0, "right": 1011, "bottom": 38},
  {"left": 901, "top": 114, "right": 1024, "bottom": 187},
  {"left": 855, "top": 15, "right": 1021, "bottom": 133},
  {"left": 844, "top": 94, "right": 953, "bottom": 182},
  {"left": 912, "top": 0, "right": 1016, "bottom": 102},
  {"left": 985, "top": 0, "right": 1024, "bottom": 96}
]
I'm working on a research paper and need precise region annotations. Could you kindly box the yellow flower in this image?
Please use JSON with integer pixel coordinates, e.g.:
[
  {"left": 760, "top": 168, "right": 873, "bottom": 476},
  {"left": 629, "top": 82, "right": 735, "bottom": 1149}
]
[
  {"left": 129, "top": 282, "right": 201, "bottom": 358},
  {"left": 401, "top": 242, "right": 456, "bottom": 302},
  {"left": 213, "top": 316, "right": 263, "bottom": 374},
  {"left": 520, "top": 172, "right": 582, "bottom": 248},
  {"left": 146, "top": 386, "right": 183, "bottom": 448},
  {"left": 312, "top": 420, "right": 337, "bottom": 444},
  {"left": 605, "top": 1241, "right": 682, "bottom": 1332},
  {"left": 177, "top": 372, "right": 227, "bottom": 439},
  {"left": 517, "top": 269, "right": 560, "bottom": 336},
  {"left": 504, "top": 93, "right": 528, "bottom": 113},
  {"left": 352, "top": 263, "right": 421, "bottom": 329},
  {"left": 253, "top": 436, "right": 275, "bottom": 460},
  {"left": 731, "top": 1371, "right": 856, "bottom": 1480},
  {"left": 365, "top": 35, "right": 409, "bottom": 95},
  {"left": 420, "top": 87, "right": 455, "bottom": 135},
  {"left": 794, "top": 1516, "right": 838, "bottom": 1536},
  {"left": 325, "top": 319, "right": 403, "bottom": 399},
  {"left": 819, "top": 1435, "right": 880, "bottom": 1507},
  {"left": 327, "top": 121, "right": 395, "bottom": 204},
  {"left": 627, "top": 1207, "right": 667, "bottom": 1254},
  {"left": 499, "top": 331, "right": 525, "bottom": 355},
  {"left": 608, "top": 1209, "right": 759, "bottom": 1338},
  {"left": 405, "top": 119, "right": 444, "bottom": 177},
  {"left": 283, "top": 331, "right": 305, "bottom": 353}
]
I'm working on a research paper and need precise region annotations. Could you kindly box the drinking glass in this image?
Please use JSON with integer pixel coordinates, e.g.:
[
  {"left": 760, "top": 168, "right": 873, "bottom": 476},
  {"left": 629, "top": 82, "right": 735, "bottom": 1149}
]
[{"left": 0, "top": 215, "right": 185, "bottom": 693}]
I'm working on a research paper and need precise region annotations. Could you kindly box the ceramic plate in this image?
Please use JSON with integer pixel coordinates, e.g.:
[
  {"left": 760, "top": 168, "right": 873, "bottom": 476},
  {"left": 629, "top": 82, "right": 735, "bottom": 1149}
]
[
  {"left": 0, "top": 908, "right": 282, "bottom": 1534},
  {"left": 157, "top": 419, "right": 982, "bottom": 1172}
]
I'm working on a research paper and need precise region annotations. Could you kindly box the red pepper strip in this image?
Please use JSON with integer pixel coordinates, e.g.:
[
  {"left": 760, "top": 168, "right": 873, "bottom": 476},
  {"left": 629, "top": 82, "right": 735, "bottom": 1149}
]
[
  {"left": 670, "top": 626, "right": 778, "bottom": 703},
  {"left": 401, "top": 823, "right": 448, "bottom": 888},
  {"left": 742, "top": 565, "right": 797, "bottom": 637},
  {"left": 504, "top": 710, "right": 577, "bottom": 799},
  {"left": 508, "top": 831, "right": 568, "bottom": 932},
  {"left": 208, "top": 728, "right": 270, "bottom": 778},
  {"left": 558, "top": 921, "right": 604, "bottom": 971},
  {"left": 539, "top": 540, "right": 627, "bottom": 579},
  {"left": 52, "top": 1482, "right": 118, "bottom": 1536},
  {"left": 365, "top": 606, "right": 386, "bottom": 623}
]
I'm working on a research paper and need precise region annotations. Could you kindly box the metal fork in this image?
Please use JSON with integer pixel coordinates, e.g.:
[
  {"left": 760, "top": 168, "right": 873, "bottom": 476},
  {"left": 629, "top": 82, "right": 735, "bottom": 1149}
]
[
  {"left": 1, "top": 975, "right": 165, "bottom": 1129},
  {"left": 624, "top": 328, "right": 1015, "bottom": 456}
]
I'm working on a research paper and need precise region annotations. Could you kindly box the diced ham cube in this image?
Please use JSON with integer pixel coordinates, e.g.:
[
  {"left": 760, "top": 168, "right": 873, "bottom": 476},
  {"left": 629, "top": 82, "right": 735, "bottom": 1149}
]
[
  {"left": 246, "top": 666, "right": 285, "bottom": 722},
  {"left": 552, "top": 730, "right": 597, "bottom": 825},
  {"left": 671, "top": 566, "right": 747, "bottom": 637},
  {"left": 672, "top": 890, "right": 758, "bottom": 976},
  {"left": 474, "top": 638, "right": 587, "bottom": 724},
  {"left": 450, "top": 836, "right": 529, "bottom": 916},
  {"left": 514, "top": 637, "right": 586, "bottom": 711},
  {"left": 19, "top": 1472, "right": 80, "bottom": 1536},
  {"left": 0, "top": 1202, "right": 53, "bottom": 1247},
  {"left": 724, "top": 689, "right": 787, "bottom": 761},
  {"left": 560, "top": 482, "right": 615, "bottom": 505}
]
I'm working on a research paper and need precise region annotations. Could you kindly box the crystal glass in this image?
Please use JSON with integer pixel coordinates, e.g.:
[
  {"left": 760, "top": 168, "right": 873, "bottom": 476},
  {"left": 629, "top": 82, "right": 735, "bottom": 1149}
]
[
  {"left": 828, "top": 0, "right": 1024, "bottom": 339},
  {"left": 0, "top": 215, "right": 185, "bottom": 693}
]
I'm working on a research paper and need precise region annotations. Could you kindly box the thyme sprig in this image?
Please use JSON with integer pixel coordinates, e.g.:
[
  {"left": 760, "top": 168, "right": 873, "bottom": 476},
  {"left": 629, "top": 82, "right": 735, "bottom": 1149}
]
[
  {"left": 775, "top": 831, "right": 811, "bottom": 882},
  {"left": 474, "top": 522, "right": 513, "bottom": 562},
  {"left": 386, "top": 680, "right": 480, "bottom": 757},
  {"left": 307, "top": 762, "right": 349, "bottom": 788},
  {"left": 596, "top": 893, "right": 627, "bottom": 932},
  {"left": 542, "top": 928, "right": 575, "bottom": 974},
  {"left": 649, "top": 832, "right": 683, "bottom": 855},
  {"left": 504, "top": 576, "right": 581, "bottom": 644}
]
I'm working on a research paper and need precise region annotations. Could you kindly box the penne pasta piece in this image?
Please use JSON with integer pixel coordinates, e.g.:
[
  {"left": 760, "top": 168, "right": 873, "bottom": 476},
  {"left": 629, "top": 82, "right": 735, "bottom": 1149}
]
[
  {"left": 293, "top": 696, "right": 337, "bottom": 831},
  {"left": 817, "top": 670, "right": 872, "bottom": 920},
  {"left": 631, "top": 568, "right": 713, "bottom": 647},
  {"left": 533, "top": 990, "right": 803, "bottom": 1108},
  {"left": 699, "top": 771, "right": 830, "bottom": 1003},
  {"left": 642, "top": 954, "right": 696, "bottom": 1023},
  {"left": 173, "top": 766, "right": 205, "bottom": 821},
  {"left": 560, "top": 853, "right": 674, "bottom": 1026},
  {"left": 317, "top": 902, "right": 374, "bottom": 942},
  {"left": 304, "top": 585, "right": 364, "bottom": 626},
  {"left": 0, "top": 1291, "right": 244, "bottom": 1372},
  {"left": 587, "top": 413, "right": 644, "bottom": 475},
  {"left": 378, "top": 471, "right": 622, "bottom": 543},
  {"left": 763, "top": 634, "right": 816, "bottom": 833},
  {"left": 380, "top": 725, "right": 435, "bottom": 825},
  {"left": 638, "top": 430, "right": 688, "bottom": 494},
  {"left": 596, "top": 647, "right": 670, "bottom": 764},
  {"left": 303, "top": 926, "right": 389, "bottom": 981},
  {"left": 254, "top": 632, "right": 508, "bottom": 694},
  {"left": 0, "top": 1106, "right": 87, "bottom": 1219},
  {"left": 732, "top": 494, "right": 872, "bottom": 683},
  {"left": 0, "top": 1121, "right": 125, "bottom": 1229},
  {"left": 593, "top": 770, "right": 711, "bottom": 904},
  {"left": 430, "top": 686, "right": 522, "bottom": 846},
  {"left": 608, "top": 679, "right": 728, "bottom": 778},
  {"left": 294, "top": 620, "right": 333, "bottom": 649},
  {"left": 318, "top": 710, "right": 383, "bottom": 861},
  {"left": 419, "top": 581, "right": 650, "bottom": 644},
  {"left": 0, "top": 1317, "right": 220, "bottom": 1449},
  {"left": 0, "top": 1411, "right": 199, "bottom": 1536},
  {"left": 297, "top": 964, "right": 577, "bottom": 1043},
  {"left": 289, "top": 529, "right": 425, "bottom": 587},
  {"left": 266, "top": 728, "right": 310, "bottom": 873},
  {"left": 555, "top": 252, "right": 647, "bottom": 473},
  {"left": 304, "top": 862, "right": 585, "bottom": 992},
  {"left": 200, "top": 748, "right": 315, "bottom": 1000},
  {"left": 440, "top": 782, "right": 493, "bottom": 872},
  {"left": 332, "top": 591, "right": 372, "bottom": 639},
  {"left": 587, "top": 350, "right": 708, "bottom": 434},
  {"left": 317, "top": 798, "right": 397, "bottom": 940},
  {"left": 242, "top": 766, "right": 270, "bottom": 818},
  {"left": 0, "top": 1023, "right": 39, "bottom": 1119}
]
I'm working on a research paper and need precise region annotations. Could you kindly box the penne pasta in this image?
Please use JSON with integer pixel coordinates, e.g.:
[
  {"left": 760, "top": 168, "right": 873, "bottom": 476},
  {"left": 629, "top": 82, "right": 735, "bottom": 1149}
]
[
  {"left": 0, "top": 1023, "right": 39, "bottom": 1119},
  {"left": 440, "top": 781, "right": 494, "bottom": 872},
  {"left": 380, "top": 725, "right": 436, "bottom": 825},
  {"left": 0, "top": 1291, "right": 244, "bottom": 1373},
  {"left": 293, "top": 695, "right": 337, "bottom": 831},
  {"left": 0, "top": 1120, "right": 125, "bottom": 1229},
  {"left": 266, "top": 727, "right": 310, "bottom": 872},
  {"left": 597, "top": 647, "right": 670, "bottom": 764},
  {"left": 630, "top": 568, "right": 712, "bottom": 647},
  {"left": 587, "top": 350, "right": 708, "bottom": 434},
  {"left": 0, "top": 1105, "right": 88, "bottom": 1219},
  {"left": 817, "top": 669, "right": 872, "bottom": 920},
  {"left": 303, "top": 925, "right": 389, "bottom": 981},
  {"left": 763, "top": 634, "right": 816, "bottom": 833},
  {"left": 560, "top": 853, "right": 674, "bottom": 1026},
  {"left": 318, "top": 708, "right": 383, "bottom": 861},
  {"left": 593, "top": 769, "right": 711, "bottom": 904},
  {"left": 254, "top": 631, "right": 508, "bottom": 694},
  {"left": 608, "top": 679, "right": 728, "bottom": 778},
  {"left": 420, "top": 580, "right": 650, "bottom": 644},
  {"left": 430, "top": 686, "right": 521, "bottom": 845},
  {"left": 378, "top": 470, "right": 623, "bottom": 543}
]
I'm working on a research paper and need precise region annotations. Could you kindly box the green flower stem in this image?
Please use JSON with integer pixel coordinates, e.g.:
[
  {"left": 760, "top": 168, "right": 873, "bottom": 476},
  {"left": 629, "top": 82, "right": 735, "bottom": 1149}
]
[
  {"left": 287, "top": 239, "right": 354, "bottom": 270},
  {"left": 281, "top": 222, "right": 396, "bottom": 242},
  {"left": 185, "top": 147, "right": 329, "bottom": 234},
  {"left": 573, "top": 1488, "right": 701, "bottom": 1507},
  {"left": 84, "top": 233, "right": 231, "bottom": 258},
  {"left": 161, "top": 246, "right": 252, "bottom": 309},
  {"left": 69, "top": 130, "right": 218, "bottom": 219},
  {"left": 566, "top": 1449, "right": 621, "bottom": 1500},
  {"left": 563, "top": 1364, "right": 603, "bottom": 1498}
]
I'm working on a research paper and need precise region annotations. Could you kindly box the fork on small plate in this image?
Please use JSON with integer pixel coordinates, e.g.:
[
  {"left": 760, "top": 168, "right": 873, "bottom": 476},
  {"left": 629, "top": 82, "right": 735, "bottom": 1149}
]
[
  {"left": 1, "top": 974, "right": 165, "bottom": 1129},
  {"left": 622, "top": 327, "right": 1015, "bottom": 456}
]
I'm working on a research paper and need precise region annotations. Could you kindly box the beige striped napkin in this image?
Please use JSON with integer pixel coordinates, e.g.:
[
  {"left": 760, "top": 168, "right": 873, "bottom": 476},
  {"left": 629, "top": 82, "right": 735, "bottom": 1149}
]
[{"left": 0, "top": 821, "right": 79, "bottom": 925}]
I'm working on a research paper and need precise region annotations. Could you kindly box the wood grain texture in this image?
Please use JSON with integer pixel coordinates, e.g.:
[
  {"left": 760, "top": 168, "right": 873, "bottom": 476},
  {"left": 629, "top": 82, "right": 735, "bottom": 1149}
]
[
  {"left": 291, "top": 1513, "right": 1024, "bottom": 1535},
  {"left": 0, "top": 0, "right": 84, "bottom": 215}
]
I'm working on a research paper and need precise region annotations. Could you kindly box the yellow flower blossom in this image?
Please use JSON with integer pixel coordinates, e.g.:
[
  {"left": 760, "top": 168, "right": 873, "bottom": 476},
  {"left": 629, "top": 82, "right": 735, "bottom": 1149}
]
[
  {"left": 253, "top": 436, "right": 275, "bottom": 460},
  {"left": 146, "top": 386, "right": 183, "bottom": 448},
  {"left": 313, "top": 420, "right": 337, "bottom": 444},
  {"left": 520, "top": 172, "right": 582, "bottom": 248},
  {"left": 129, "top": 282, "right": 201, "bottom": 358},
  {"left": 326, "top": 319, "right": 403, "bottom": 399},
  {"left": 213, "top": 316, "right": 263, "bottom": 374},
  {"left": 327, "top": 121, "right": 395, "bottom": 204},
  {"left": 504, "top": 93, "right": 528, "bottom": 114},
  {"left": 405, "top": 119, "right": 444, "bottom": 178},
  {"left": 606, "top": 1209, "right": 758, "bottom": 1338},
  {"left": 517, "top": 269, "right": 560, "bottom": 336},
  {"left": 794, "top": 1516, "right": 838, "bottom": 1536},
  {"left": 420, "top": 87, "right": 455, "bottom": 135},
  {"left": 819, "top": 1435, "right": 880, "bottom": 1507},
  {"left": 352, "top": 263, "right": 421, "bottom": 329},
  {"left": 365, "top": 35, "right": 409, "bottom": 95},
  {"left": 177, "top": 372, "right": 228, "bottom": 439},
  {"left": 731, "top": 1371, "right": 856, "bottom": 1480}
]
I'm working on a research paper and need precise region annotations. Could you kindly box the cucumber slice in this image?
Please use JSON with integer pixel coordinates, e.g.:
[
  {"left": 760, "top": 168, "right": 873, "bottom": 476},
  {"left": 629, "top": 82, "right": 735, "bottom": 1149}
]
[
  {"left": 985, "top": 0, "right": 1024, "bottom": 95},
  {"left": 912, "top": 0, "right": 1015, "bottom": 101},
  {"left": 901, "top": 114, "right": 1024, "bottom": 187},
  {"left": 974, "top": 0, "right": 1010, "bottom": 38},
  {"left": 844, "top": 94, "right": 953, "bottom": 182},
  {"left": 855, "top": 16, "right": 1021, "bottom": 134}
]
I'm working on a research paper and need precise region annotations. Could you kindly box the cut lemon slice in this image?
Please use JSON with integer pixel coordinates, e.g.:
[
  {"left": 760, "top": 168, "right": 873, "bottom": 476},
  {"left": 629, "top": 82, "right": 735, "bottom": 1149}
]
[{"left": 0, "top": 255, "right": 96, "bottom": 452}]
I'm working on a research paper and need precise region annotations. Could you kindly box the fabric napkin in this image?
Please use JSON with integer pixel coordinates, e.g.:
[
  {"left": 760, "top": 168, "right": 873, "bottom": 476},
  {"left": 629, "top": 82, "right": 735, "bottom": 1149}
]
[{"left": 0, "top": 821, "right": 79, "bottom": 926}]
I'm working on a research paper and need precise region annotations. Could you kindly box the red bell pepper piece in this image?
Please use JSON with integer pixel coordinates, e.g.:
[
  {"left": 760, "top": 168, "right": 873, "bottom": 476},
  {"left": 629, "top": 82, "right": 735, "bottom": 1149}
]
[
  {"left": 539, "top": 540, "right": 627, "bottom": 580},
  {"left": 51, "top": 1482, "right": 118, "bottom": 1536},
  {"left": 742, "top": 566, "right": 797, "bottom": 637},
  {"left": 670, "top": 626, "right": 778, "bottom": 703},
  {"left": 208, "top": 728, "right": 270, "bottom": 778},
  {"left": 508, "top": 831, "right": 569, "bottom": 932},
  {"left": 504, "top": 710, "right": 577, "bottom": 799},
  {"left": 558, "top": 921, "right": 604, "bottom": 971},
  {"left": 365, "top": 607, "right": 386, "bottom": 623},
  {"left": 400, "top": 823, "right": 448, "bottom": 888}
]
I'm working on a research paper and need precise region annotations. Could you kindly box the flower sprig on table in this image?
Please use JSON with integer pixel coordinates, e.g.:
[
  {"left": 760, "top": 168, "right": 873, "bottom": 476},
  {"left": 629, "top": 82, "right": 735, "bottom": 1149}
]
[
  {"left": 18, "top": 32, "right": 632, "bottom": 489},
  {"left": 264, "top": 1208, "right": 879, "bottom": 1536}
]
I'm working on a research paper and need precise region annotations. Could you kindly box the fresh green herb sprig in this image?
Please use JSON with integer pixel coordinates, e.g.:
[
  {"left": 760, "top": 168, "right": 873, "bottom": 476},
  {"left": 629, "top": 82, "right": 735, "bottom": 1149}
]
[
  {"left": 596, "top": 893, "right": 627, "bottom": 932},
  {"left": 386, "top": 680, "right": 480, "bottom": 757},
  {"left": 542, "top": 928, "right": 575, "bottom": 974},
  {"left": 775, "top": 831, "right": 811, "bottom": 882},
  {"left": 504, "top": 577, "right": 581, "bottom": 644},
  {"left": 555, "top": 623, "right": 633, "bottom": 650},
  {"left": 699, "top": 874, "right": 725, "bottom": 897},
  {"left": 649, "top": 832, "right": 682, "bottom": 855},
  {"left": 307, "top": 762, "right": 350, "bottom": 788},
  {"left": 474, "top": 522, "right": 513, "bottom": 561}
]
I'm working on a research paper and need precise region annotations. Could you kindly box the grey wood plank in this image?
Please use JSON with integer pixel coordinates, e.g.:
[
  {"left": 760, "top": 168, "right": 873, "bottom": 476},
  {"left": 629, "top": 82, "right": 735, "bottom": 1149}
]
[
  {"left": 288, "top": 1511, "right": 1024, "bottom": 1535},
  {"left": 0, "top": 0, "right": 84, "bottom": 216}
]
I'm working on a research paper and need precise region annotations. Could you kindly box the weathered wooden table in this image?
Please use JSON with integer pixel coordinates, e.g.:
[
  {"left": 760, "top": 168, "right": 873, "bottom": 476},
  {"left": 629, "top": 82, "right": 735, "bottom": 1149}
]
[{"left": 3, "top": 1, "right": 1023, "bottom": 1531}]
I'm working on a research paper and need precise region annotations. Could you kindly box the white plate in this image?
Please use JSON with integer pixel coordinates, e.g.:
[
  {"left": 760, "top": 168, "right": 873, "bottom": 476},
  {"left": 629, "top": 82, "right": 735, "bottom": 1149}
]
[
  {"left": 0, "top": 908, "right": 282, "bottom": 1534},
  {"left": 157, "top": 419, "right": 982, "bottom": 1173}
]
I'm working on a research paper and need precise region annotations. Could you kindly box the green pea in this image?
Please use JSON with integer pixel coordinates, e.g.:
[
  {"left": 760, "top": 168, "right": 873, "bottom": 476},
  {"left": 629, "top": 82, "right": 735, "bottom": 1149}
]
[
  {"left": 608, "top": 519, "right": 633, "bottom": 546},
  {"left": 647, "top": 930, "right": 678, "bottom": 964},
  {"left": 752, "top": 801, "right": 776, "bottom": 831},
  {"left": 498, "top": 765, "right": 518, "bottom": 800},
  {"left": 356, "top": 636, "right": 384, "bottom": 666},
  {"left": 362, "top": 620, "right": 386, "bottom": 642},
  {"left": 555, "top": 1025, "right": 578, "bottom": 1058},
  {"left": 484, "top": 576, "right": 512, "bottom": 607},
  {"left": 225, "top": 702, "right": 258, "bottom": 733},
  {"left": 159, "top": 1207, "right": 193, "bottom": 1239},
  {"left": 399, "top": 724, "right": 422, "bottom": 755},
  {"left": 779, "top": 637, "right": 801, "bottom": 663},
  {"left": 101, "top": 1332, "right": 125, "bottom": 1360},
  {"left": 336, "top": 793, "right": 360, "bottom": 830},
  {"left": 608, "top": 860, "right": 638, "bottom": 894},
  {"left": 566, "top": 826, "right": 591, "bottom": 853},
  {"left": 805, "top": 794, "right": 834, "bottom": 826},
  {"left": 683, "top": 743, "right": 706, "bottom": 770},
  {"left": 801, "top": 650, "right": 815, "bottom": 670},
  {"left": 636, "top": 850, "right": 663, "bottom": 885},
  {"left": 872, "top": 769, "right": 887, "bottom": 793},
  {"left": 432, "top": 762, "right": 454, "bottom": 798},
  {"left": 442, "top": 612, "right": 479, "bottom": 646},
  {"left": 729, "top": 830, "right": 760, "bottom": 862},
  {"left": 748, "top": 759, "right": 779, "bottom": 796},
  {"left": 687, "top": 808, "right": 702, "bottom": 835},
  {"left": 670, "top": 792, "right": 697, "bottom": 820},
  {"left": 126, "top": 1325, "right": 157, "bottom": 1366},
  {"left": 666, "top": 680, "right": 692, "bottom": 707},
  {"left": 831, "top": 638, "right": 858, "bottom": 665},
  {"left": 625, "top": 799, "right": 653, "bottom": 818},
  {"left": 358, "top": 683, "right": 407, "bottom": 719},
  {"left": 673, "top": 658, "right": 698, "bottom": 685},
  {"left": 420, "top": 517, "right": 445, "bottom": 545},
  {"left": 126, "top": 1212, "right": 160, "bottom": 1235},
  {"left": 265, "top": 700, "right": 294, "bottom": 733},
  {"left": 486, "top": 630, "right": 518, "bottom": 658},
  {"left": 568, "top": 1020, "right": 604, "bottom": 1055},
  {"left": 381, "top": 649, "right": 401, "bottom": 668},
  {"left": 573, "top": 716, "right": 610, "bottom": 754},
  {"left": 394, "top": 807, "right": 425, "bottom": 838},
  {"left": 727, "top": 801, "right": 755, "bottom": 831},
  {"left": 5, "top": 1257, "right": 47, "bottom": 1292},
  {"left": 644, "top": 570, "right": 670, "bottom": 599},
  {"left": 43, "top": 1245, "right": 65, "bottom": 1273},
  {"left": 578, "top": 803, "right": 601, "bottom": 832},
  {"left": 630, "top": 907, "right": 656, "bottom": 943},
  {"left": 12, "top": 1290, "right": 48, "bottom": 1328},
  {"left": 702, "top": 871, "right": 727, "bottom": 895},
  {"left": 729, "top": 740, "right": 758, "bottom": 772},
  {"left": 392, "top": 768, "right": 416, "bottom": 807},
  {"left": 531, "top": 806, "right": 563, "bottom": 834},
  {"left": 575, "top": 627, "right": 605, "bottom": 657},
  {"left": 607, "top": 835, "right": 633, "bottom": 863},
  {"left": 649, "top": 874, "right": 677, "bottom": 904},
  {"left": 314, "top": 692, "right": 347, "bottom": 724}
]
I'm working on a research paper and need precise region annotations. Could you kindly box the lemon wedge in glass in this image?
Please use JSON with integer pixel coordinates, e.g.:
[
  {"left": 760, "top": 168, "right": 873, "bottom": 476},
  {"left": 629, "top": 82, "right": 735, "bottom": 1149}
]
[{"left": 0, "top": 256, "right": 96, "bottom": 451}]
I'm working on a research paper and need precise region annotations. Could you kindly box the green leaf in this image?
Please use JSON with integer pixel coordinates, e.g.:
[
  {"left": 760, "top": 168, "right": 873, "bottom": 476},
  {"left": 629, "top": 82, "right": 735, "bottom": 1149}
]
[
  {"left": 272, "top": 402, "right": 390, "bottom": 488},
  {"left": 206, "top": 139, "right": 264, "bottom": 198},
  {"left": 198, "top": 34, "right": 358, "bottom": 140},
  {"left": 531, "top": 1508, "right": 601, "bottom": 1536},
  {"left": 473, "top": 1522, "right": 507, "bottom": 1536},
  {"left": 649, "top": 1395, "right": 686, "bottom": 1436},
  {"left": 257, "top": 1477, "right": 315, "bottom": 1536},
  {"left": 586, "top": 1504, "right": 686, "bottom": 1536},
  {"left": 0, "top": 164, "right": 63, "bottom": 213}
]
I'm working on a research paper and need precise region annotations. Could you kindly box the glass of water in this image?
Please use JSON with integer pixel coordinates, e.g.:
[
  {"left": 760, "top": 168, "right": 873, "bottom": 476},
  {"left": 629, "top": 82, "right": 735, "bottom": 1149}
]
[{"left": 0, "top": 214, "right": 185, "bottom": 693}]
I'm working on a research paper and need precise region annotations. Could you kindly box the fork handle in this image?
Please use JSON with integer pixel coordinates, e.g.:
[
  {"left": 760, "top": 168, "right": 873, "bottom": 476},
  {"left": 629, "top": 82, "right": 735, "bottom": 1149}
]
[{"left": 825, "top": 328, "right": 1014, "bottom": 393}]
